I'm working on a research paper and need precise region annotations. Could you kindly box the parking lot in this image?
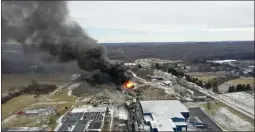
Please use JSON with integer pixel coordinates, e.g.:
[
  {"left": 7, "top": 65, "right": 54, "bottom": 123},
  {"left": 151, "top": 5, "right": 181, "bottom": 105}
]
[{"left": 189, "top": 107, "right": 222, "bottom": 131}]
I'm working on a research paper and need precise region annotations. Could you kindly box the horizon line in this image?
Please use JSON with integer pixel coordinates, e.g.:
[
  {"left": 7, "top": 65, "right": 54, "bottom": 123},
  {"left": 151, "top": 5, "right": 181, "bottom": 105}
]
[{"left": 99, "top": 40, "right": 254, "bottom": 44}]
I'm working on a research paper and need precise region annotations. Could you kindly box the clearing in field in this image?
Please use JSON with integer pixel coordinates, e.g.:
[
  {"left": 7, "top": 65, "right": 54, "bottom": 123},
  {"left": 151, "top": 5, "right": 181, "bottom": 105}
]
[{"left": 200, "top": 101, "right": 254, "bottom": 131}]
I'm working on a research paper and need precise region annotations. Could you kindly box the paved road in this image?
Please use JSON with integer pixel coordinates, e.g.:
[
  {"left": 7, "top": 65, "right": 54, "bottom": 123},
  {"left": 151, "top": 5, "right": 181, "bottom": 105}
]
[{"left": 189, "top": 107, "right": 222, "bottom": 131}]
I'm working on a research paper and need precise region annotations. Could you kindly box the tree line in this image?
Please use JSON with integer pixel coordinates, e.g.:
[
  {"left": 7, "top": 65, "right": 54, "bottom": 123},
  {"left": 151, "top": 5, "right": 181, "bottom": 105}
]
[
  {"left": 228, "top": 84, "right": 252, "bottom": 93},
  {"left": 165, "top": 67, "right": 242, "bottom": 93},
  {"left": 2, "top": 80, "right": 57, "bottom": 104}
]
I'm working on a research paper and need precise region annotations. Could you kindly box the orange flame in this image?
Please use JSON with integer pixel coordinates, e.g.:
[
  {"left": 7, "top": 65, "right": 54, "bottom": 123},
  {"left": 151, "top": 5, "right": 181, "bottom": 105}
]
[{"left": 123, "top": 81, "right": 135, "bottom": 89}]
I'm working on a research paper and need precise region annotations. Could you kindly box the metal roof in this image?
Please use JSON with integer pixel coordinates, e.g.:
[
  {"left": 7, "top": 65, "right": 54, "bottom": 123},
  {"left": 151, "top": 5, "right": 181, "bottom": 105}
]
[
  {"left": 73, "top": 121, "right": 87, "bottom": 131},
  {"left": 140, "top": 100, "right": 189, "bottom": 119},
  {"left": 55, "top": 111, "right": 105, "bottom": 132},
  {"left": 149, "top": 112, "right": 176, "bottom": 131},
  {"left": 140, "top": 100, "right": 189, "bottom": 131}
]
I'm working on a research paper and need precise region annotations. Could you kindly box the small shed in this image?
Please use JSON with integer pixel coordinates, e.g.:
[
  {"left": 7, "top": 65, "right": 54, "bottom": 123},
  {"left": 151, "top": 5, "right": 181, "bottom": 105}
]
[{"left": 16, "top": 111, "right": 25, "bottom": 115}]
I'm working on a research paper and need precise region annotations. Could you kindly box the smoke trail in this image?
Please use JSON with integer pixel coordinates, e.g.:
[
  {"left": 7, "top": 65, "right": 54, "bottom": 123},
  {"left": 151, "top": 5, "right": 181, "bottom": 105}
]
[{"left": 2, "top": 1, "right": 130, "bottom": 85}]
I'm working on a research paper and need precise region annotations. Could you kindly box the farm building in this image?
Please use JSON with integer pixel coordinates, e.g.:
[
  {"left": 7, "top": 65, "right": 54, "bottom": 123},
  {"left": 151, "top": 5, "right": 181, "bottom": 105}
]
[{"left": 140, "top": 100, "right": 189, "bottom": 132}]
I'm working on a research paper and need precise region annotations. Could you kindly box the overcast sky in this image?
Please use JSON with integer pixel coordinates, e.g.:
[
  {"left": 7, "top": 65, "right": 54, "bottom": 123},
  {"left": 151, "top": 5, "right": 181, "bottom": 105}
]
[{"left": 68, "top": 1, "right": 254, "bottom": 43}]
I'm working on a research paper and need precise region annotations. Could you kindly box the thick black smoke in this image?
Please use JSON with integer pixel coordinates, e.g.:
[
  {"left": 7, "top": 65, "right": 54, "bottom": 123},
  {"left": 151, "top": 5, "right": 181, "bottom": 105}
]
[{"left": 2, "top": 1, "right": 130, "bottom": 85}]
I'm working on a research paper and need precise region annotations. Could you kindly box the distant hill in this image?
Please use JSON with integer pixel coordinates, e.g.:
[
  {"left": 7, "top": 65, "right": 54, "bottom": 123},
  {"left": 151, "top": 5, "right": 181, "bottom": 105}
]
[
  {"left": 101, "top": 41, "right": 253, "bottom": 46},
  {"left": 104, "top": 41, "right": 254, "bottom": 62},
  {"left": 2, "top": 41, "right": 254, "bottom": 74}
]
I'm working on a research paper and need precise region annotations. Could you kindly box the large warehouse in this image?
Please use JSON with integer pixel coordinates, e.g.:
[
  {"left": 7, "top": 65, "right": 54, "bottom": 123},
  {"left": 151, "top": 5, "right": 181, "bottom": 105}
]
[
  {"left": 140, "top": 100, "right": 189, "bottom": 132},
  {"left": 54, "top": 106, "right": 106, "bottom": 132}
]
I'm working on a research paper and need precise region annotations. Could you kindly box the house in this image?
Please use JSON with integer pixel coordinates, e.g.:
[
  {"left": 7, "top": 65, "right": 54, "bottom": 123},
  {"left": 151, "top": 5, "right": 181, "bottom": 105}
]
[{"left": 140, "top": 100, "right": 189, "bottom": 132}]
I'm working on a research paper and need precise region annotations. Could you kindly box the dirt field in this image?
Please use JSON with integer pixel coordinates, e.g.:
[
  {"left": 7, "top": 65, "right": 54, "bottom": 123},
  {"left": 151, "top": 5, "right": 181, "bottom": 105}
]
[
  {"left": 2, "top": 74, "right": 72, "bottom": 93},
  {"left": 196, "top": 76, "right": 217, "bottom": 82},
  {"left": 187, "top": 72, "right": 219, "bottom": 82}
]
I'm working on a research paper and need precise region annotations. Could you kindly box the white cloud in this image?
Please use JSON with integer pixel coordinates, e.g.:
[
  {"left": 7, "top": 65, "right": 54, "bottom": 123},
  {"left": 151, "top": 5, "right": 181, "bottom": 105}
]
[{"left": 68, "top": 1, "right": 254, "bottom": 42}]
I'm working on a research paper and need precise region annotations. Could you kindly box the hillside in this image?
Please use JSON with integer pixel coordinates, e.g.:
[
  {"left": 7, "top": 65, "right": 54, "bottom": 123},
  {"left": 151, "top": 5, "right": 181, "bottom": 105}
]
[
  {"left": 104, "top": 41, "right": 254, "bottom": 62},
  {"left": 2, "top": 41, "right": 254, "bottom": 74}
]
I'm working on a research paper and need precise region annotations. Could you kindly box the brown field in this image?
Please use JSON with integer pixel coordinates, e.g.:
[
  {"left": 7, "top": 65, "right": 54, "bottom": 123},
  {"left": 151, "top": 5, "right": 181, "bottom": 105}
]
[
  {"left": 229, "top": 77, "right": 254, "bottom": 87},
  {"left": 2, "top": 94, "right": 48, "bottom": 119},
  {"left": 3, "top": 102, "right": 73, "bottom": 128},
  {"left": 49, "top": 89, "right": 78, "bottom": 103},
  {"left": 2, "top": 74, "right": 72, "bottom": 93},
  {"left": 187, "top": 72, "right": 219, "bottom": 82}
]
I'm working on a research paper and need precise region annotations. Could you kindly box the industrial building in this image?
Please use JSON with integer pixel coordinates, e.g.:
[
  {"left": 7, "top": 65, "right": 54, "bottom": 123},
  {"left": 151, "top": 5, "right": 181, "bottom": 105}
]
[
  {"left": 16, "top": 107, "right": 56, "bottom": 116},
  {"left": 54, "top": 106, "right": 106, "bottom": 132},
  {"left": 140, "top": 100, "right": 189, "bottom": 132}
]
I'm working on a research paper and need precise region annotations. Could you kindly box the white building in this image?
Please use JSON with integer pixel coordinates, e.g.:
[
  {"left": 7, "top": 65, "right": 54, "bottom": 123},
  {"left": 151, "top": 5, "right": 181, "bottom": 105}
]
[
  {"left": 140, "top": 100, "right": 189, "bottom": 132},
  {"left": 24, "top": 107, "right": 56, "bottom": 115}
]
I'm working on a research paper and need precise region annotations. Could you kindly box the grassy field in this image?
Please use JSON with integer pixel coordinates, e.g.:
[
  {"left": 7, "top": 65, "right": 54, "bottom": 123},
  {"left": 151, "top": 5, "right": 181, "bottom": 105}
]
[
  {"left": 49, "top": 89, "right": 78, "bottom": 103},
  {"left": 3, "top": 102, "right": 73, "bottom": 128},
  {"left": 200, "top": 101, "right": 224, "bottom": 115},
  {"left": 200, "top": 101, "right": 254, "bottom": 131},
  {"left": 3, "top": 116, "right": 46, "bottom": 128},
  {"left": 2, "top": 74, "right": 72, "bottom": 93},
  {"left": 2, "top": 75, "right": 77, "bottom": 129},
  {"left": 228, "top": 77, "right": 254, "bottom": 87},
  {"left": 2, "top": 94, "right": 47, "bottom": 119},
  {"left": 187, "top": 72, "right": 218, "bottom": 82},
  {"left": 195, "top": 76, "right": 217, "bottom": 82}
]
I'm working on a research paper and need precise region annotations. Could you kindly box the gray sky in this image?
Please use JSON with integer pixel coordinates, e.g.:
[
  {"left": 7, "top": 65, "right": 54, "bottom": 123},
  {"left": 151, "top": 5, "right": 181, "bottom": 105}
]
[{"left": 68, "top": 1, "right": 254, "bottom": 43}]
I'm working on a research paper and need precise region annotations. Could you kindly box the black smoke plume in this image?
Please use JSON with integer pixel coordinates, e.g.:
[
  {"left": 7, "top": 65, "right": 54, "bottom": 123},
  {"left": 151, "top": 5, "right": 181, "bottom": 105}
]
[{"left": 2, "top": 1, "right": 130, "bottom": 85}]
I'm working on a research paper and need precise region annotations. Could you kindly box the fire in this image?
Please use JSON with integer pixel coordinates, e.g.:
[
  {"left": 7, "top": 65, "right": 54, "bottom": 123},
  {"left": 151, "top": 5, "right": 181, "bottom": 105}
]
[{"left": 123, "top": 81, "right": 135, "bottom": 89}]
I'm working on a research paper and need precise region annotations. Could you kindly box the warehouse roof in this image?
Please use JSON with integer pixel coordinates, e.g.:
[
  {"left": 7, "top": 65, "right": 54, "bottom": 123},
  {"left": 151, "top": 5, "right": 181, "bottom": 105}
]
[
  {"left": 55, "top": 106, "right": 106, "bottom": 132},
  {"left": 140, "top": 100, "right": 189, "bottom": 119},
  {"left": 149, "top": 112, "right": 176, "bottom": 131}
]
